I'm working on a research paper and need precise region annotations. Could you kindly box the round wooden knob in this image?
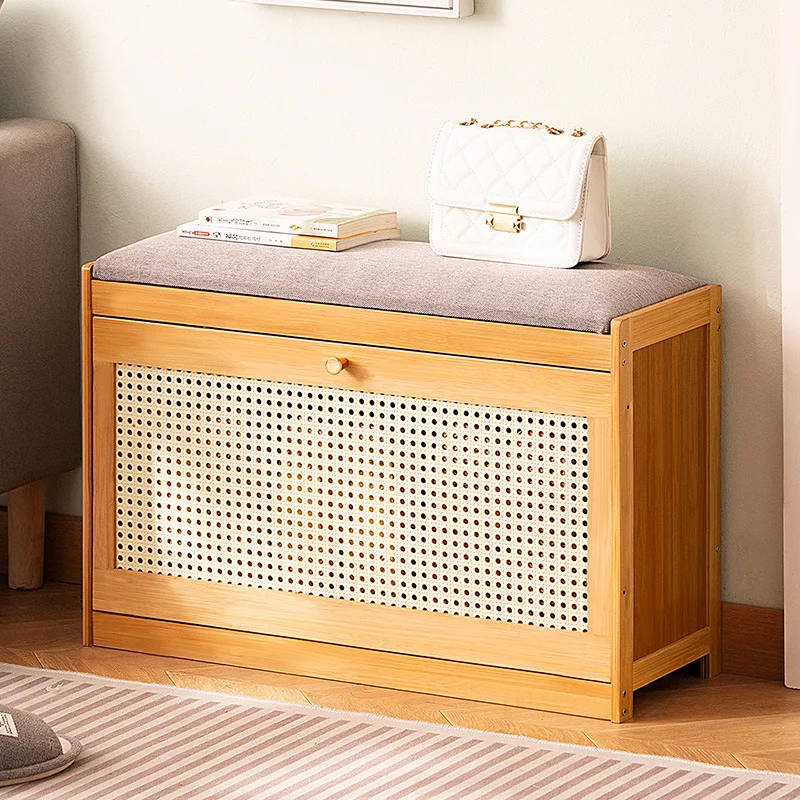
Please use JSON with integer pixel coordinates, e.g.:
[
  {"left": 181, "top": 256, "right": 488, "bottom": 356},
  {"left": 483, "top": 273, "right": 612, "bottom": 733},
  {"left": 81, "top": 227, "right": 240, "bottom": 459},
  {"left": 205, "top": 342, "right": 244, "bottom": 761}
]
[{"left": 325, "top": 356, "right": 348, "bottom": 375}]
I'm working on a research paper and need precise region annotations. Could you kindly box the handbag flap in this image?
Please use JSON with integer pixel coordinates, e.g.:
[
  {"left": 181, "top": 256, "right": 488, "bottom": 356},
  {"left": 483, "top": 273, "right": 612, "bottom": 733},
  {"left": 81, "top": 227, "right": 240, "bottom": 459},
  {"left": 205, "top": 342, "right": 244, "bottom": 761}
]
[{"left": 427, "top": 121, "right": 604, "bottom": 222}]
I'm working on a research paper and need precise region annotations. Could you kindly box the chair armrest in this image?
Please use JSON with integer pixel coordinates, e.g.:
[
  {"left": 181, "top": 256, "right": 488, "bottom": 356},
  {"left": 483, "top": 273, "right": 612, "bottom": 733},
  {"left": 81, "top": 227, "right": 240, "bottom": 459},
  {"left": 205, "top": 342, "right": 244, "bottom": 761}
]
[{"left": 0, "top": 118, "right": 80, "bottom": 493}]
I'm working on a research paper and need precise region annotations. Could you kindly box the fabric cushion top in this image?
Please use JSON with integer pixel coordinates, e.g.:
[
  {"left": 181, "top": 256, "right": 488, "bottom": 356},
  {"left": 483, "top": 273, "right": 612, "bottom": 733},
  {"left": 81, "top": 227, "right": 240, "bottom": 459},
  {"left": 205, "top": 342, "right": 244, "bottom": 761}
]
[{"left": 92, "top": 234, "right": 706, "bottom": 334}]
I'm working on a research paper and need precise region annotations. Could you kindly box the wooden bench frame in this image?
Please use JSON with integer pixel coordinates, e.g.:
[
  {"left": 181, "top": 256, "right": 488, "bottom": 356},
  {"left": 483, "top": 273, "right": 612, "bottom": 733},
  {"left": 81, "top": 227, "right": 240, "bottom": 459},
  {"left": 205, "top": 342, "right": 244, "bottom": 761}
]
[{"left": 82, "top": 264, "right": 722, "bottom": 722}]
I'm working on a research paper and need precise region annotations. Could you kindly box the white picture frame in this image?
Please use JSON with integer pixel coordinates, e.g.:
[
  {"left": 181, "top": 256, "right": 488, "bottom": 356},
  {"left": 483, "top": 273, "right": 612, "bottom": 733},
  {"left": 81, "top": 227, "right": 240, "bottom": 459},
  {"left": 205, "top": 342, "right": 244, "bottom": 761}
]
[{"left": 232, "top": 0, "right": 474, "bottom": 18}]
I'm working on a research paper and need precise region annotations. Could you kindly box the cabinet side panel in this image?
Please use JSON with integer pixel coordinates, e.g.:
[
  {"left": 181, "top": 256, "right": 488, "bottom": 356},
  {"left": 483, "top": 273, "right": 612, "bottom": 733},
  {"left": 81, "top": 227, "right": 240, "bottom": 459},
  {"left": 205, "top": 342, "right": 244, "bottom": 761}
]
[
  {"left": 82, "top": 266, "right": 94, "bottom": 645},
  {"left": 633, "top": 326, "right": 709, "bottom": 659}
]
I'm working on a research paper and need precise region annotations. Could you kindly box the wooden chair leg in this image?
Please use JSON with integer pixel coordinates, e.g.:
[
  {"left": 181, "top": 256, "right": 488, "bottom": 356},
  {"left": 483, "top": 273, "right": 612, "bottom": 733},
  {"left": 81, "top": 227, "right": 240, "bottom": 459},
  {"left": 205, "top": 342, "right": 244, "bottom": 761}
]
[{"left": 7, "top": 480, "right": 45, "bottom": 590}]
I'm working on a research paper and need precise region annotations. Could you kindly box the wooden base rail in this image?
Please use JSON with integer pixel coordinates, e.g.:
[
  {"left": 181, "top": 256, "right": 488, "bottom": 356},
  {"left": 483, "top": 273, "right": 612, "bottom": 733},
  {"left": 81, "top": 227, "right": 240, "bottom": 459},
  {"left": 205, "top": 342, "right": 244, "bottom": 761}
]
[{"left": 93, "top": 612, "right": 614, "bottom": 720}]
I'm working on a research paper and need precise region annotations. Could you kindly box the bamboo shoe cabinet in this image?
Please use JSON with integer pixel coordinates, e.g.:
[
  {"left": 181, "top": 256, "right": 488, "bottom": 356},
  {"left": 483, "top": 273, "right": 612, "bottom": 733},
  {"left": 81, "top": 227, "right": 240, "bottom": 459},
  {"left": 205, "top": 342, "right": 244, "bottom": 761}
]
[{"left": 82, "top": 240, "right": 721, "bottom": 722}]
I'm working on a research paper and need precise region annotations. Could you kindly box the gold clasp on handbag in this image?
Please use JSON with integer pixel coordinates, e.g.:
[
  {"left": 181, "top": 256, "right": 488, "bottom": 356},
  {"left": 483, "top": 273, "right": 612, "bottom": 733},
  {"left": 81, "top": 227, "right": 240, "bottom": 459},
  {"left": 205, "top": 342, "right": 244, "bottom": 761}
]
[{"left": 485, "top": 203, "right": 523, "bottom": 233}]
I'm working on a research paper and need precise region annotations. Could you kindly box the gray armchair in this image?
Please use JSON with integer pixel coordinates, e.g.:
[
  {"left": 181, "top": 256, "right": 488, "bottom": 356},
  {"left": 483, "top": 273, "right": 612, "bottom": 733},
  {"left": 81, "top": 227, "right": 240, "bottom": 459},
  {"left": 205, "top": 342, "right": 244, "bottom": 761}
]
[{"left": 0, "top": 118, "right": 80, "bottom": 589}]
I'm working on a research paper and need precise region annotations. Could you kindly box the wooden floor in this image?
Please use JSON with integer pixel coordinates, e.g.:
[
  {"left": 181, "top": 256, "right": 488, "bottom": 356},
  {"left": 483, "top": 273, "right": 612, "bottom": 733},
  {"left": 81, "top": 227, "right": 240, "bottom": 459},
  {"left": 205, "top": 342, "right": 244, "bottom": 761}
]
[{"left": 3, "top": 582, "right": 800, "bottom": 775}]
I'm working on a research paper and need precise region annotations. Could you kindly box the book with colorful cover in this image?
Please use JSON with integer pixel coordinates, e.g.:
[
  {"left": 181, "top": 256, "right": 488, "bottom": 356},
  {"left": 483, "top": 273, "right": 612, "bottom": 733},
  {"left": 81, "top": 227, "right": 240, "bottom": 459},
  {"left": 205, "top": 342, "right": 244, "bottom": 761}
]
[
  {"left": 198, "top": 198, "right": 398, "bottom": 238},
  {"left": 177, "top": 222, "right": 401, "bottom": 251}
]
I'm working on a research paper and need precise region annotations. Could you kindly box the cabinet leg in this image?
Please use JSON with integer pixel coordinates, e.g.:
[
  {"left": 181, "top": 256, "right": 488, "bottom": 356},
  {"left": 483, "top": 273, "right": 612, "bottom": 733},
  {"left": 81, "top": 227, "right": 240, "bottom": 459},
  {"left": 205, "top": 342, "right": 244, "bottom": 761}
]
[
  {"left": 700, "top": 610, "right": 722, "bottom": 678},
  {"left": 700, "top": 650, "right": 722, "bottom": 679},
  {"left": 7, "top": 480, "right": 45, "bottom": 590},
  {"left": 611, "top": 687, "right": 634, "bottom": 723}
]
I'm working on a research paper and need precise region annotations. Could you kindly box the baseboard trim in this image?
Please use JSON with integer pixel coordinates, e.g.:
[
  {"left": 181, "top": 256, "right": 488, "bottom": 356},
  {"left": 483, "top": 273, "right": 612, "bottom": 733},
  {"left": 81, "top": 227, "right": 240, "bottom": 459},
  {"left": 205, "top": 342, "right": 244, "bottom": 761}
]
[
  {"left": 0, "top": 511, "right": 785, "bottom": 682},
  {"left": 0, "top": 507, "right": 82, "bottom": 585},
  {"left": 721, "top": 602, "right": 784, "bottom": 681}
]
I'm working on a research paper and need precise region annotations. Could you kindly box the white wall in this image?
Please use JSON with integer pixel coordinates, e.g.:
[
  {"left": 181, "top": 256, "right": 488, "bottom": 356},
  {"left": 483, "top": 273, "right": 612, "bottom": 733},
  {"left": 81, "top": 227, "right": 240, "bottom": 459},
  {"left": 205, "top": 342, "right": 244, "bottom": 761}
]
[
  {"left": 0, "top": 0, "right": 782, "bottom": 607},
  {"left": 783, "top": 0, "right": 800, "bottom": 684}
]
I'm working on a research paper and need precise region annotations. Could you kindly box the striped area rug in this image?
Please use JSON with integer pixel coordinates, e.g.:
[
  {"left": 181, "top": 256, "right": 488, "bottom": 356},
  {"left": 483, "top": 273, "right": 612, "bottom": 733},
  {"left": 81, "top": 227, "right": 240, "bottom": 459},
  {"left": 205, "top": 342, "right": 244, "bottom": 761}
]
[{"left": 1, "top": 665, "right": 799, "bottom": 800}]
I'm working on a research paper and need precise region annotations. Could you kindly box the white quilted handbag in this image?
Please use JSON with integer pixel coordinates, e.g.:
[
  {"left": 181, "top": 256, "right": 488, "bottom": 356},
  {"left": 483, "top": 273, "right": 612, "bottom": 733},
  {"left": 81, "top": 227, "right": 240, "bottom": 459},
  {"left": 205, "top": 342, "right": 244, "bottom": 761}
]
[{"left": 427, "top": 119, "right": 610, "bottom": 269}]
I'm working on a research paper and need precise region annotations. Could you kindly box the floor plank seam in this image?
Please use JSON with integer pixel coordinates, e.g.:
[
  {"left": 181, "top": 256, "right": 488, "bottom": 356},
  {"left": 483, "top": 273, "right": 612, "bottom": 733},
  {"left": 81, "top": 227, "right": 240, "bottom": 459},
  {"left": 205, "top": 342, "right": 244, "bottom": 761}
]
[
  {"left": 298, "top": 690, "right": 315, "bottom": 706},
  {"left": 165, "top": 670, "right": 182, "bottom": 687},
  {"left": 730, "top": 754, "right": 749, "bottom": 770},
  {"left": 439, "top": 710, "right": 461, "bottom": 728},
  {"left": 583, "top": 732, "right": 609, "bottom": 751},
  {"left": 32, "top": 650, "right": 49, "bottom": 670}
]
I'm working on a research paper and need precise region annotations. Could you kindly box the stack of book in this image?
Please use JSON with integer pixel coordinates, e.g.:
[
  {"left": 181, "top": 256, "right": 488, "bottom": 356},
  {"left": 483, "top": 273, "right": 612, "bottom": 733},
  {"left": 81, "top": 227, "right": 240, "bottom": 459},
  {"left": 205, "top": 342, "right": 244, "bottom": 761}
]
[{"left": 178, "top": 198, "right": 400, "bottom": 252}]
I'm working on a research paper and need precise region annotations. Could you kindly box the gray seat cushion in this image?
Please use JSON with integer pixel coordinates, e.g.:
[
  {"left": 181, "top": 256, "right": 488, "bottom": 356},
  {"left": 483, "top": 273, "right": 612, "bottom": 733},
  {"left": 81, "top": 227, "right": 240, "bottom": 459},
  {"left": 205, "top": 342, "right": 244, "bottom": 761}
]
[{"left": 92, "top": 234, "right": 705, "bottom": 334}]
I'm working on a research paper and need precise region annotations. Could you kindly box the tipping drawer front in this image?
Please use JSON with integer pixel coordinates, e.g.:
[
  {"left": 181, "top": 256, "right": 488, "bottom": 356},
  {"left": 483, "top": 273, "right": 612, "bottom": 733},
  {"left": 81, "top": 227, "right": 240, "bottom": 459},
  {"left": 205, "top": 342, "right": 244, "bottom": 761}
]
[
  {"left": 92, "top": 317, "right": 613, "bottom": 680},
  {"left": 115, "top": 363, "right": 591, "bottom": 632}
]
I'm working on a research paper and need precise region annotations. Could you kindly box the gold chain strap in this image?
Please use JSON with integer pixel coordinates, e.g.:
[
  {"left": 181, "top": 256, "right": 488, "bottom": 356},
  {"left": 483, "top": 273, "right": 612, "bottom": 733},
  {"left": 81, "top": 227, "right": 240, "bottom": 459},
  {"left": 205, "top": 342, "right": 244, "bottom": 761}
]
[{"left": 459, "top": 118, "right": 586, "bottom": 138}]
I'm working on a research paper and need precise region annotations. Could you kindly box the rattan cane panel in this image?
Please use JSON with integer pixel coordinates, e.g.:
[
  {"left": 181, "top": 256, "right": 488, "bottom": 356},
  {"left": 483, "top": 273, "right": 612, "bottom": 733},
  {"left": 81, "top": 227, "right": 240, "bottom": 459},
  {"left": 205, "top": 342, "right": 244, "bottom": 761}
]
[{"left": 115, "top": 365, "right": 590, "bottom": 631}]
